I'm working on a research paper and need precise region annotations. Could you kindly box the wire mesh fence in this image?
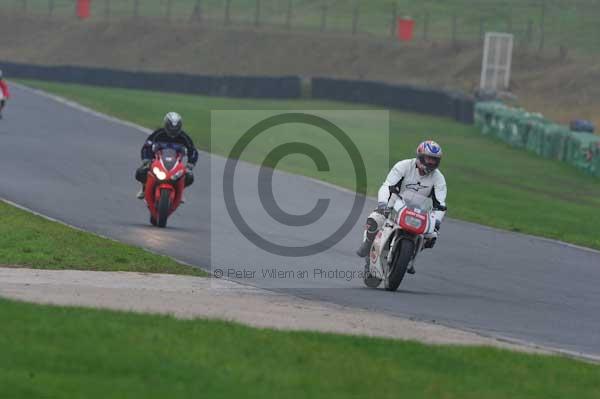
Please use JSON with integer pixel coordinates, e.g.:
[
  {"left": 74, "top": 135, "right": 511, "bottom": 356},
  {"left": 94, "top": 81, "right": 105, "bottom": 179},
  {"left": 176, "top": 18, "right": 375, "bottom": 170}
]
[{"left": 3, "top": 0, "right": 600, "bottom": 54}]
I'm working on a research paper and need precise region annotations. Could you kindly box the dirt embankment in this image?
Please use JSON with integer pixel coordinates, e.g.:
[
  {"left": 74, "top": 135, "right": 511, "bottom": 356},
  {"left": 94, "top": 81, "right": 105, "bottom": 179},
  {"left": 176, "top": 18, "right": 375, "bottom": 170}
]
[{"left": 1, "top": 13, "right": 598, "bottom": 126}]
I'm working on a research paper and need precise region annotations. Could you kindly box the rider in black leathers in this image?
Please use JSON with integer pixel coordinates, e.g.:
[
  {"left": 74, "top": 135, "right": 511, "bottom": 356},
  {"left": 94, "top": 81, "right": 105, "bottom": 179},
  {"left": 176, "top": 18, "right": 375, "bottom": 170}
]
[{"left": 135, "top": 112, "right": 199, "bottom": 199}]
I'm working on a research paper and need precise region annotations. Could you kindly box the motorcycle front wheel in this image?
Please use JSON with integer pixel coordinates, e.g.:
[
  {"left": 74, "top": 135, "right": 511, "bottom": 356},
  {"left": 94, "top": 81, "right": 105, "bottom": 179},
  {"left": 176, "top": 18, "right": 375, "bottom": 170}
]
[
  {"left": 384, "top": 239, "right": 414, "bottom": 292},
  {"left": 157, "top": 189, "right": 171, "bottom": 228}
]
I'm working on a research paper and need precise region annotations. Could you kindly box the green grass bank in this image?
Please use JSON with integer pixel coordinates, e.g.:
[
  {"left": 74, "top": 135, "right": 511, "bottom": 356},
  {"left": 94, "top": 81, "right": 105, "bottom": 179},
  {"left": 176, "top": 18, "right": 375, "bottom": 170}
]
[
  {"left": 1, "top": 297, "right": 598, "bottom": 398},
  {"left": 0, "top": 200, "right": 205, "bottom": 275}
]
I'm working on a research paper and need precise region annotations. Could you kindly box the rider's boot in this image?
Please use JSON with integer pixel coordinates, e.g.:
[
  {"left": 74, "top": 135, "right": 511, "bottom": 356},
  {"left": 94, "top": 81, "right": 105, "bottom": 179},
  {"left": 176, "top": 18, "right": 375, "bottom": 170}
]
[
  {"left": 181, "top": 173, "right": 193, "bottom": 204},
  {"left": 407, "top": 255, "right": 417, "bottom": 274},
  {"left": 363, "top": 256, "right": 371, "bottom": 275},
  {"left": 356, "top": 238, "right": 373, "bottom": 258},
  {"left": 423, "top": 231, "right": 438, "bottom": 249},
  {"left": 356, "top": 216, "right": 380, "bottom": 257},
  {"left": 136, "top": 185, "right": 145, "bottom": 200},
  {"left": 423, "top": 221, "right": 440, "bottom": 250}
]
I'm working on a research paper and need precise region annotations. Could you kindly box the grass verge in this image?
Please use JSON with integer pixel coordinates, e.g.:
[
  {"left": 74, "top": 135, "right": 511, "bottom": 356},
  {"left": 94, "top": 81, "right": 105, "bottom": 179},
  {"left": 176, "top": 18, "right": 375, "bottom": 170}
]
[
  {"left": 17, "top": 79, "right": 600, "bottom": 250},
  {"left": 0, "top": 200, "right": 206, "bottom": 276},
  {"left": 1, "top": 297, "right": 598, "bottom": 398}
]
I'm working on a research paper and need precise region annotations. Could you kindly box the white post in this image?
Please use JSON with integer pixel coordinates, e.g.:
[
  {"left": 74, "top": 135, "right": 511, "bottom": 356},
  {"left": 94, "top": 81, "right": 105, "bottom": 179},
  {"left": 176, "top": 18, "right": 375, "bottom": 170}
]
[{"left": 480, "top": 32, "right": 514, "bottom": 92}]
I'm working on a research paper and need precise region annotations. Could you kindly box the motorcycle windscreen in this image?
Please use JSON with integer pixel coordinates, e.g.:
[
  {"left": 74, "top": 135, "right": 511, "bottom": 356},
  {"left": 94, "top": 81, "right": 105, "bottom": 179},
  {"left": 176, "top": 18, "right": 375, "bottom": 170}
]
[
  {"left": 160, "top": 148, "right": 179, "bottom": 171},
  {"left": 400, "top": 191, "right": 433, "bottom": 211}
]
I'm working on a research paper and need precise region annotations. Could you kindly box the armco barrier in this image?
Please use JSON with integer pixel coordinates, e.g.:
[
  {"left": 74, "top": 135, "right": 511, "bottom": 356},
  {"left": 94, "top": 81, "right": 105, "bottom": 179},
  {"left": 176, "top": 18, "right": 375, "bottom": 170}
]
[
  {"left": 475, "top": 102, "right": 600, "bottom": 177},
  {"left": 0, "top": 61, "right": 301, "bottom": 99},
  {"left": 2, "top": 61, "right": 476, "bottom": 123},
  {"left": 311, "top": 77, "right": 474, "bottom": 124}
]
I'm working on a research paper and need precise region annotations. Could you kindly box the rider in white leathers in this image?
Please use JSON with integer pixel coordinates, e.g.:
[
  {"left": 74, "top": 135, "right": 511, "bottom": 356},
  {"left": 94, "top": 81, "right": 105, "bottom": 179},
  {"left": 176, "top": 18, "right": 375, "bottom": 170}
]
[{"left": 356, "top": 140, "right": 447, "bottom": 273}]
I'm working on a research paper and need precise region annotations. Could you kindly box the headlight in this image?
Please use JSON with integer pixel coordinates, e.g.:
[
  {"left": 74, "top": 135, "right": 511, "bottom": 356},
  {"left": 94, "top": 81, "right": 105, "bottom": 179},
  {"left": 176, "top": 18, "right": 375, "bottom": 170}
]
[
  {"left": 152, "top": 167, "right": 167, "bottom": 181},
  {"left": 404, "top": 215, "right": 422, "bottom": 228}
]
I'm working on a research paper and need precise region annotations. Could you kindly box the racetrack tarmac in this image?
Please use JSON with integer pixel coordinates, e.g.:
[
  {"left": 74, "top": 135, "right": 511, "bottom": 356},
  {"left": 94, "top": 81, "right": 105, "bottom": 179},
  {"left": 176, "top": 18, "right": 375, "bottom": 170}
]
[{"left": 2, "top": 84, "right": 600, "bottom": 357}]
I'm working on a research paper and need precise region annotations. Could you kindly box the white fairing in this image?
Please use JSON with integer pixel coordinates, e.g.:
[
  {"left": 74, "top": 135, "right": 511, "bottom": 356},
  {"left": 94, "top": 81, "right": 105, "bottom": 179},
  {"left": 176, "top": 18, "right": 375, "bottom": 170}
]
[
  {"left": 425, "top": 213, "right": 437, "bottom": 236},
  {"left": 368, "top": 194, "right": 434, "bottom": 280},
  {"left": 369, "top": 221, "right": 397, "bottom": 280}
]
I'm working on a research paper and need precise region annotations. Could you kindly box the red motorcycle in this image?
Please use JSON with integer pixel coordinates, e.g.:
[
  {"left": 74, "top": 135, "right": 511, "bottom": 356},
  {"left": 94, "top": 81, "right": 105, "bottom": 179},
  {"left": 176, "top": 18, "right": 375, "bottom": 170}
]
[{"left": 144, "top": 143, "right": 187, "bottom": 228}]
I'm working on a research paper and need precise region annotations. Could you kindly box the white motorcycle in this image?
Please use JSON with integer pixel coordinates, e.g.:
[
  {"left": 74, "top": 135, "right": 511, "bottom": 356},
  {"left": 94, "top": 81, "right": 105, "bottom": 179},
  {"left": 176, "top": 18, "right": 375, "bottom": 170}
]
[{"left": 363, "top": 192, "right": 437, "bottom": 292}]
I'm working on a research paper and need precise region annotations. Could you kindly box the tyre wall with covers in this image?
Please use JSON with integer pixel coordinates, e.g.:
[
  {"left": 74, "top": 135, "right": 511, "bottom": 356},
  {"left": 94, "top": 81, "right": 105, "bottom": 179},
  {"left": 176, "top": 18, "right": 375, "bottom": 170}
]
[{"left": 474, "top": 102, "right": 600, "bottom": 177}]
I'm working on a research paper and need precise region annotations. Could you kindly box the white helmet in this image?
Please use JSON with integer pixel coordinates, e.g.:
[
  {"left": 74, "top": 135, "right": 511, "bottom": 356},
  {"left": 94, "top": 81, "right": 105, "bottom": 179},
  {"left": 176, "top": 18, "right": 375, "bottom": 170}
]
[{"left": 164, "top": 112, "right": 182, "bottom": 138}]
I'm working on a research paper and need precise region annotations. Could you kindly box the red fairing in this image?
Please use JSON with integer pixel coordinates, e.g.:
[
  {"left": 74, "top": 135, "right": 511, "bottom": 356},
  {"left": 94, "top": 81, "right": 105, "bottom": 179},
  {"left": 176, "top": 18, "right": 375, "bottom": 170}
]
[
  {"left": 144, "top": 149, "right": 187, "bottom": 224},
  {"left": 0, "top": 80, "right": 10, "bottom": 99},
  {"left": 398, "top": 208, "right": 428, "bottom": 235}
]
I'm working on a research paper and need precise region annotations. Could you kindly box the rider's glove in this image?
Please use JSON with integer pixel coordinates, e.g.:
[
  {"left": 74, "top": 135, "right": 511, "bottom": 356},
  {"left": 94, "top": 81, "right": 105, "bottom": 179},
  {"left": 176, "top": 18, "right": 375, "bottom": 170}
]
[{"left": 375, "top": 202, "right": 390, "bottom": 217}]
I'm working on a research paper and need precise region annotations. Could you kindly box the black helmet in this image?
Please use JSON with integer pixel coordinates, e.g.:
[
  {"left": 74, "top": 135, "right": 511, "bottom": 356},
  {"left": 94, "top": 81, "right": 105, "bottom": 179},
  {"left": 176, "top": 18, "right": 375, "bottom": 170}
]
[{"left": 164, "top": 112, "right": 182, "bottom": 138}]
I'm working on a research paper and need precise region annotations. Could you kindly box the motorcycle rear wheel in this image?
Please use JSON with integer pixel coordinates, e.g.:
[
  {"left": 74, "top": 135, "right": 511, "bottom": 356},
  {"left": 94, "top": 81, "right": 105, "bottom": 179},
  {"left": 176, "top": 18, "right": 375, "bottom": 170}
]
[
  {"left": 157, "top": 189, "right": 171, "bottom": 228},
  {"left": 384, "top": 239, "right": 414, "bottom": 292}
]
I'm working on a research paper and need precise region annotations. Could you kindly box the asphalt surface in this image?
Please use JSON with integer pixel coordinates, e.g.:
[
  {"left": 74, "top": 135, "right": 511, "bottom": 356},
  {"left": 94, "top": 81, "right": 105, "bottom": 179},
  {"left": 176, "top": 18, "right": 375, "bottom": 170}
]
[{"left": 2, "top": 84, "right": 600, "bottom": 357}]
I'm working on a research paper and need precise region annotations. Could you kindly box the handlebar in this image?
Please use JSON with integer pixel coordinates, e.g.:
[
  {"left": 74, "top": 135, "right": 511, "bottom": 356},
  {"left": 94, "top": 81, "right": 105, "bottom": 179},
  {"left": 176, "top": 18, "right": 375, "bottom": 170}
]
[{"left": 151, "top": 142, "right": 187, "bottom": 155}]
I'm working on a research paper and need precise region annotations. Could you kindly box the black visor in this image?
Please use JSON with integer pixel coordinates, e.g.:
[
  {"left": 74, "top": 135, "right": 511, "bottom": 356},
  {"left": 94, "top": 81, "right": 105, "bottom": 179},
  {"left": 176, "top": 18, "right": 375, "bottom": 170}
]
[
  {"left": 419, "top": 155, "right": 440, "bottom": 172},
  {"left": 165, "top": 122, "right": 182, "bottom": 137}
]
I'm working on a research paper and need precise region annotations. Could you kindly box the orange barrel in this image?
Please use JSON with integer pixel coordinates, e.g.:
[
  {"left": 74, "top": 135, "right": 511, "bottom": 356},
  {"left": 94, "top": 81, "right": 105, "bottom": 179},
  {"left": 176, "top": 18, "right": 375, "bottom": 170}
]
[
  {"left": 397, "top": 17, "right": 415, "bottom": 41},
  {"left": 77, "top": 0, "right": 91, "bottom": 19}
]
